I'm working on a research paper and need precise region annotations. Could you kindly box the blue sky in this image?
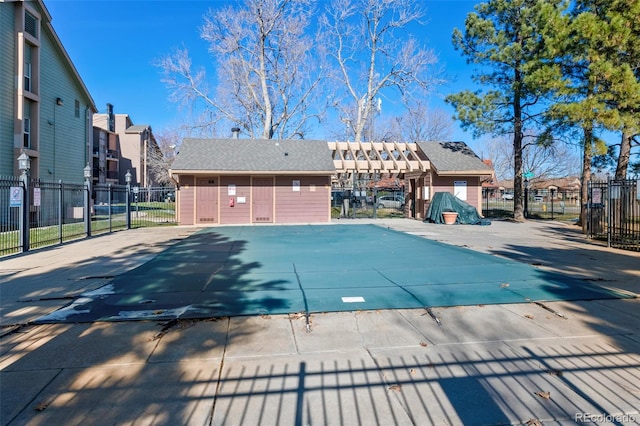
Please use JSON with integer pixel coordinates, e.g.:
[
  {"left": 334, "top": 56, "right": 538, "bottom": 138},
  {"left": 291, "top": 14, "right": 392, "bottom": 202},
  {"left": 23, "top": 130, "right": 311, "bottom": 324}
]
[{"left": 45, "top": 0, "right": 485, "bottom": 150}]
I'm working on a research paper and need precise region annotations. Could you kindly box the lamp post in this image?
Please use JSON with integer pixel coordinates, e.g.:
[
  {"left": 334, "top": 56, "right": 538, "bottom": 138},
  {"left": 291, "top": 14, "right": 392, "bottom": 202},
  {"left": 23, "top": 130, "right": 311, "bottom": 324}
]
[
  {"left": 125, "top": 170, "right": 132, "bottom": 229},
  {"left": 17, "top": 152, "right": 31, "bottom": 251},
  {"left": 84, "top": 162, "right": 92, "bottom": 237},
  {"left": 524, "top": 178, "right": 529, "bottom": 219},
  {"left": 53, "top": 97, "right": 63, "bottom": 180}
]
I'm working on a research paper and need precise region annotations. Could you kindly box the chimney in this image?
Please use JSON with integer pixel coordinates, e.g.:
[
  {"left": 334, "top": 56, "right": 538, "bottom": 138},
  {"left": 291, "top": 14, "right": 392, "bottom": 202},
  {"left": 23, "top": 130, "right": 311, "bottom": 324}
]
[
  {"left": 231, "top": 127, "right": 240, "bottom": 139},
  {"left": 107, "top": 103, "right": 115, "bottom": 132}
]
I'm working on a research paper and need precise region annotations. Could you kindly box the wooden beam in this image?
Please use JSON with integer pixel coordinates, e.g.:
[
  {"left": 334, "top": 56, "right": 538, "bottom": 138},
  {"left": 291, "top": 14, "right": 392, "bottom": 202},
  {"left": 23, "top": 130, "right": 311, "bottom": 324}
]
[{"left": 327, "top": 141, "right": 430, "bottom": 178}]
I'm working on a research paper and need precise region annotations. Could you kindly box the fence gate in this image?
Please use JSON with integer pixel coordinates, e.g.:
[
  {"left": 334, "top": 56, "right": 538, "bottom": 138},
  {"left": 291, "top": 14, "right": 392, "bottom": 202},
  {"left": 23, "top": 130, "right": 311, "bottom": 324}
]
[{"left": 588, "top": 179, "right": 640, "bottom": 251}]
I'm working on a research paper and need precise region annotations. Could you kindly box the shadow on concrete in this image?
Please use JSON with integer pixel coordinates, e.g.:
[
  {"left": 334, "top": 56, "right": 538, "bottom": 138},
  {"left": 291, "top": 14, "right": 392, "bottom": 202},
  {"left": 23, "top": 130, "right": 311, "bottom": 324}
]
[
  {"left": 30, "top": 230, "right": 295, "bottom": 323},
  {"left": 4, "top": 320, "right": 639, "bottom": 424}
]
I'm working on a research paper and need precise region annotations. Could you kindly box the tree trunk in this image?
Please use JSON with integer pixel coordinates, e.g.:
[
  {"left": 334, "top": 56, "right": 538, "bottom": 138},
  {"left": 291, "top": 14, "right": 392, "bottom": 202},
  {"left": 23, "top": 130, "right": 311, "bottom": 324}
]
[
  {"left": 354, "top": 97, "right": 369, "bottom": 143},
  {"left": 579, "top": 124, "right": 593, "bottom": 234},
  {"left": 512, "top": 68, "right": 525, "bottom": 222},
  {"left": 615, "top": 127, "right": 633, "bottom": 179},
  {"left": 513, "top": 132, "right": 524, "bottom": 222},
  {"left": 259, "top": 34, "right": 273, "bottom": 139}
]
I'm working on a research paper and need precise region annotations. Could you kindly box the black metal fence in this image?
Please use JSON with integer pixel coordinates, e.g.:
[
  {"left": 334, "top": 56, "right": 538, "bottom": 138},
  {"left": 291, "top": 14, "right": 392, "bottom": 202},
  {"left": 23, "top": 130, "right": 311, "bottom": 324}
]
[
  {"left": 0, "top": 176, "right": 176, "bottom": 257},
  {"left": 127, "top": 186, "right": 177, "bottom": 228},
  {"left": 91, "top": 184, "right": 130, "bottom": 235},
  {"left": 332, "top": 176, "right": 405, "bottom": 219},
  {"left": 482, "top": 179, "right": 639, "bottom": 251},
  {"left": 588, "top": 179, "right": 640, "bottom": 251},
  {"left": 482, "top": 190, "right": 581, "bottom": 220},
  {"left": 30, "top": 180, "right": 87, "bottom": 249}
]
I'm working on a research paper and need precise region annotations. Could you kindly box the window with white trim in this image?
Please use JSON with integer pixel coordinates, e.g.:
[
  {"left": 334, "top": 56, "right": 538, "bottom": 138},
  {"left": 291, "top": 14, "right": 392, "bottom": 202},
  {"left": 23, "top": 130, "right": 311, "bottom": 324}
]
[
  {"left": 23, "top": 101, "right": 31, "bottom": 148},
  {"left": 24, "top": 43, "right": 33, "bottom": 92},
  {"left": 24, "top": 61, "right": 31, "bottom": 92},
  {"left": 24, "top": 118, "right": 31, "bottom": 148}
]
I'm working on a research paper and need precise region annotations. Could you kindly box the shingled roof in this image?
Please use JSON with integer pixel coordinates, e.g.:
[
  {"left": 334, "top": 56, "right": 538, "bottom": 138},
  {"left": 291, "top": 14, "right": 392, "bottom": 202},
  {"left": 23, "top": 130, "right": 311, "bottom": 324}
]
[
  {"left": 416, "top": 141, "right": 493, "bottom": 175},
  {"left": 170, "top": 138, "right": 336, "bottom": 175},
  {"left": 126, "top": 125, "right": 151, "bottom": 133}
]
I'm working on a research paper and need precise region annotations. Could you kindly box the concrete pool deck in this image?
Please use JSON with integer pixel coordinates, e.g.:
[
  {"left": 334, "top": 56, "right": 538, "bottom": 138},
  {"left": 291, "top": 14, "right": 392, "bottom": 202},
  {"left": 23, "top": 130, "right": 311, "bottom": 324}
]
[{"left": 1, "top": 219, "right": 639, "bottom": 425}]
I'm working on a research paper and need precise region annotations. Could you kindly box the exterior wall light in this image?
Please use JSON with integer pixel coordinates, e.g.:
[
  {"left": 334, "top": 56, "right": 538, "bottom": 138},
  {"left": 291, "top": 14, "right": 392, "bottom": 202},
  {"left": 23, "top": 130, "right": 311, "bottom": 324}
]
[
  {"left": 83, "top": 163, "right": 92, "bottom": 181},
  {"left": 17, "top": 151, "right": 31, "bottom": 174},
  {"left": 56, "top": 97, "right": 64, "bottom": 106}
]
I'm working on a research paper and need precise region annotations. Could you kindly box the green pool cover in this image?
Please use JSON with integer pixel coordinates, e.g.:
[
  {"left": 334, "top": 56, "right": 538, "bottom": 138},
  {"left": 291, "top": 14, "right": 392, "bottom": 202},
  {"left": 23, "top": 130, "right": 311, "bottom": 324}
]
[{"left": 35, "top": 225, "right": 631, "bottom": 323}]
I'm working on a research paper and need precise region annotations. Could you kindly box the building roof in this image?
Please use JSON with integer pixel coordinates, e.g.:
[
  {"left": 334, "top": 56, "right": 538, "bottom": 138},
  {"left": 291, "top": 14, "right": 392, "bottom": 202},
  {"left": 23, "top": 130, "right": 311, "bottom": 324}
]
[
  {"left": 416, "top": 141, "right": 493, "bottom": 176},
  {"left": 481, "top": 159, "right": 499, "bottom": 188},
  {"left": 126, "top": 125, "right": 151, "bottom": 134},
  {"left": 171, "top": 138, "right": 336, "bottom": 175}
]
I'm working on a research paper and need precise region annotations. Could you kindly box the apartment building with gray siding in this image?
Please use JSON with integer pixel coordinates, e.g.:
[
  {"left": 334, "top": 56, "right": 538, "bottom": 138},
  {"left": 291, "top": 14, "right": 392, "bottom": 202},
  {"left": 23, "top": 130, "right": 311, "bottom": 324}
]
[{"left": 1, "top": 0, "right": 96, "bottom": 181}]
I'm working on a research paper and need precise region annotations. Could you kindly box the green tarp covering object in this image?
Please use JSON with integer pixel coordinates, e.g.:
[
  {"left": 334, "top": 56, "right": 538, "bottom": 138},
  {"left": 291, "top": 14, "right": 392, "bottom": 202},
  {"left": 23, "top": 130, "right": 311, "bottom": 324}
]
[{"left": 425, "top": 192, "right": 491, "bottom": 225}]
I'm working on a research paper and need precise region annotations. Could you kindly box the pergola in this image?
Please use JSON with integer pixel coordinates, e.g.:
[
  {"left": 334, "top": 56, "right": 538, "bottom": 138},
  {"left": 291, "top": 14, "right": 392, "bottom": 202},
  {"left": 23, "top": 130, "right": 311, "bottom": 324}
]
[{"left": 327, "top": 141, "right": 430, "bottom": 180}]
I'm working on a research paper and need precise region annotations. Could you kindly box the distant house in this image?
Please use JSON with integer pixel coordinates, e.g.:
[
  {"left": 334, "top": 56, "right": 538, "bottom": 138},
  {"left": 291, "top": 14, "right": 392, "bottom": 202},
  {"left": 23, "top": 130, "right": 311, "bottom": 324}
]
[
  {"left": 481, "top": 159, "right": 500, "bottom": 198},
  {"left": 0, "top": 0, "right": 97, "bottom": 180},
  {"left": 406, "top": 141, "right": 494, "bottom": 219},
  {"left": 170, "top": 139, "right": 494, "bottom": 225},
  {"left": 532, "top": 177, "right": 581, "bottom": 202},
  {"left": 498, "top": 177, "right": 581, "bottom": 202},
  {"left": 93, "top": 106, "right": 159, "bottom": 187},
  {"left": 170, "top": 139, "right": 335, "bottom": 225}
]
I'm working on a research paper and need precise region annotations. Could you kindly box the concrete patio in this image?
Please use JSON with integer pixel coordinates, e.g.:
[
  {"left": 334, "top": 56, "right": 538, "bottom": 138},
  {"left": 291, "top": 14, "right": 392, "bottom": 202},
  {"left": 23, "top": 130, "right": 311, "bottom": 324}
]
[{"left": 1, "top": 219, "right": 639, "bottom": 425}]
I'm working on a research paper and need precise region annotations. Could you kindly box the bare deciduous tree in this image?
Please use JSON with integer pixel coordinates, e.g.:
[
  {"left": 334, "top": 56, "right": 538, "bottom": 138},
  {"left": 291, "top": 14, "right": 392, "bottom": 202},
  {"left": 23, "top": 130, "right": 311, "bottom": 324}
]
[
  {"left": 147, "top": 128, "right": 182, "bottom": 186},
  {"left": 157, "top": 0, "right": 324, "bottom": 139},
  {"left": 321, "top": 0, "right": 441, "bottom": 143},
  {"left": 399, "top": 102, "right": 453, "bottom": 142},
  {"left": 366, "top": 103, "right": 453, "bottom": 142},
  {"left": 486, "top": 135, "right": 581, "bottom": 182}
]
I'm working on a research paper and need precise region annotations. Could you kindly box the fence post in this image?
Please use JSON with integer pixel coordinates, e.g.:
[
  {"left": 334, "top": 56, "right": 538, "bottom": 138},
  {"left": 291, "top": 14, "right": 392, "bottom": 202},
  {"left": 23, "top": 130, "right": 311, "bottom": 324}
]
[
  {"left": 20, "top": 172, "right": 30, "bottom": 252},
  {"left": 126, "top": 183, "right": 131, "bottom": 229},
  {"left": 108, "top": 184, "right": 113, "bottom": 233},
  {"left": 84, "top": 179, "right": 91, "bottom": 237},
  {"left": 352, "top": 173, "right": 356, "bottom": 219},
  {"left": 524, "top": 179, "right": 529, "bottom": 218},
  {"left": 373, "top": 173, "right": 378, "bottom": 219},
  {"left": 607, "top": 176, "right": 612, "bottom": 248},
  {"left": 58, "top": 180, "right": 63, "bottom": 244}
]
